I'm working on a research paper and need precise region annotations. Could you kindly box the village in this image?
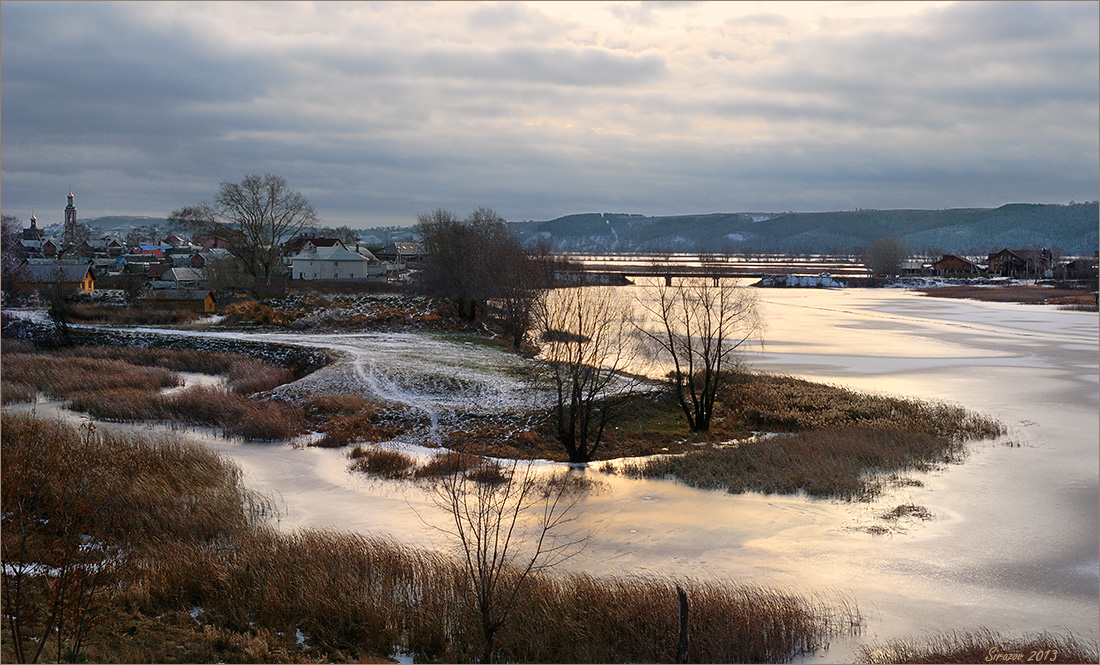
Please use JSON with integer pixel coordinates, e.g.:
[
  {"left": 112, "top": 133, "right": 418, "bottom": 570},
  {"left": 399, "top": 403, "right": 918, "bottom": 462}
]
[{"left": 2, "top": 192, "right": 428, "bottom": 313}]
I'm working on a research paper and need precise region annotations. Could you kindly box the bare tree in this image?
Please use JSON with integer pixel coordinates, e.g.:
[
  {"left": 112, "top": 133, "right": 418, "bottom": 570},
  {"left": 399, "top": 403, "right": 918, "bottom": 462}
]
[
  {"left": 416, "top": 207, "right": 546, "bottom": 347},
  {"left": 863, "top": 237, "right": 909, "bottom": 278},
  {"left": 2, "top": 214, "right": 24, "bottom": 289},
  {"left": 535, "top": 285, "right": 639, "bottom": 463},
  {"left": 215, "top": 173, "right": 318, "bottom": 277},
  {"left": 635, "top": 269, "right": 761, "bottom": 433},
  {"left": 427, "top": 462, "right": 587, "bottom": 663},
  {"left": 174, "top": 174, "right": 317, "bottom": 278}
]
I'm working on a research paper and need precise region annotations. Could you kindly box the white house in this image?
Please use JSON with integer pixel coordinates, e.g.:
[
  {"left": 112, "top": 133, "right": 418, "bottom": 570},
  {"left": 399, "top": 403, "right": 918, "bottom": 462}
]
[{"left": 290, "top": 244, "right": 383, "bottom": 280}]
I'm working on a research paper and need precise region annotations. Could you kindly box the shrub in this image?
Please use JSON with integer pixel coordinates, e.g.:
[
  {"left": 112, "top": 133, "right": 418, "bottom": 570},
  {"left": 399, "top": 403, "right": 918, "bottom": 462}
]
[{"left": 347, "top": 446, "right": 417, "bottom": 479}]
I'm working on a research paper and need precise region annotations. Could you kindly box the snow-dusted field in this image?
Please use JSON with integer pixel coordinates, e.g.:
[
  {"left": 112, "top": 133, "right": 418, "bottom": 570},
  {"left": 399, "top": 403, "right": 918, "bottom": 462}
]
[{"left": 7, "top": 286, "right": 1097, "bottom": 661}]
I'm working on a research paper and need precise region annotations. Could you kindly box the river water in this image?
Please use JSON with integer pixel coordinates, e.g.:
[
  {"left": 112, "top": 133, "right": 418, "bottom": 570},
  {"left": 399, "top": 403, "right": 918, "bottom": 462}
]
[{"left": 9, "top": 286, "right": 1097, "bottom": 661}]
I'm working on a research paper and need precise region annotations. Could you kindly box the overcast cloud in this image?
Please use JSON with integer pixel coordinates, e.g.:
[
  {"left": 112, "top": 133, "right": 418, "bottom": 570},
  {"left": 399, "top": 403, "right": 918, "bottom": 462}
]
[{"left": 2, "top": 1, "right": 1096, "bottom": 227}]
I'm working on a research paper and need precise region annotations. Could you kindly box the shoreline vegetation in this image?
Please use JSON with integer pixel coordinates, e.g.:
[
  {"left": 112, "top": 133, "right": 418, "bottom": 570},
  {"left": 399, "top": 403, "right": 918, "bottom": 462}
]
[
  {"left": 1, "top": 337, "right": 1005, "bottom": 501},
  {"left": 912, "top": 283, "right": 1098, "bottom": 310},
  {"left": 2, "top": 412, "right": 862, "bottom": 664}
]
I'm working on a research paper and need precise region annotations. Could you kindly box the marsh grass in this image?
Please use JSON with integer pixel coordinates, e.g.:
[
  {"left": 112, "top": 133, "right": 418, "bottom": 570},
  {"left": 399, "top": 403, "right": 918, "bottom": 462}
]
[
  {"left": 726, "top": 372, "right": 1005, "bottom": 439},
  {"left": 856, "top": 628, "right": 1099, "bottom": 664},
  {"left": 348, "top": 446, "right": 418, "bottom": 479},
  {"left": 616, "top": 372, "right": 1004, "bottom": 501},
  {"left": 303, "top": 394, "right": 410, "bottom": 446},
  {"left": 2, "top": 346, "right": 308, "bottom": 440},
  {"left": 1, "top": 353, "right": 182, "bottom": 399},
  {"left": 60, "top": 302, "right": 203, "bottom": 325},
  {"left": 3, "top": 413, "right": 859, "bottom": 664},
  {"left": 623, "top": 428, "right": 968, "bottom": 500},
  {"left": 917, "top": 285, "right": 1097, "bottom": 309}
]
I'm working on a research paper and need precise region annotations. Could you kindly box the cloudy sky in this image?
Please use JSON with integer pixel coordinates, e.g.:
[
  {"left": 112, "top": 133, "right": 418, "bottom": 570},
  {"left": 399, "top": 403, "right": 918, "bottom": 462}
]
[{"left": 2, "top": 1, "right": 1097, "bottom": 228}]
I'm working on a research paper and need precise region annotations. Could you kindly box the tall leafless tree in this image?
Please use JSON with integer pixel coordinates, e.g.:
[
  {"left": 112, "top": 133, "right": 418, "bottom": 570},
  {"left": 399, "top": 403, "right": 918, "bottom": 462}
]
[
  {"left": 535, "top": 285, "right": 639, "bottom": 463},
  {"left": 174, "top": 174, "right": 317, "bottom": 278},
  {"left": 215, "top": 174, "right": 318, "bottom": 278},
  {"left": 635, "top": 268, "right": 761, "bottom": 433},
  {"left": 427, "top": 462, "right": 587, "bottom": 663}
]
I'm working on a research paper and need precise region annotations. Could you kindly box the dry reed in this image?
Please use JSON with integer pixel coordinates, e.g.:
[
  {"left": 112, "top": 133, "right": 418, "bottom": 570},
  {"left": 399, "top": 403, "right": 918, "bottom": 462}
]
[{"left": 856, "top": 628, "right": 1099, "bottom": 664}]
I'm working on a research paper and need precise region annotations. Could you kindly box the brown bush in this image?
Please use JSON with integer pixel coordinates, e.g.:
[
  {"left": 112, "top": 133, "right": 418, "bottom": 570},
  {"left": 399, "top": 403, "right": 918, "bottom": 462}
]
[{"left": 347, "top": 446, "right": 417, "bottom": 479}]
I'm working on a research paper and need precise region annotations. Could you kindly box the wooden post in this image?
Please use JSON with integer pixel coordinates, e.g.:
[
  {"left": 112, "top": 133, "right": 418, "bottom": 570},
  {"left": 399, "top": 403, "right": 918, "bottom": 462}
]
[{"left": 676, "top": 585, "right": 689, "bottom": 664}]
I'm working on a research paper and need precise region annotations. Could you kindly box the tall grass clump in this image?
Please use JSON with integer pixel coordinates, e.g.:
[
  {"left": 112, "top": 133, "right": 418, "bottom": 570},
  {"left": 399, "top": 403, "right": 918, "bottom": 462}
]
[
  {"left": 626, "top": 428, "right": 966, "bottom": 500},
  {"left": 727, "top": 372, "right": 1005, "bottom": 440},
  {"left": 67, "top": 386, "right": 307, "bottom": 441},
  {"left": 1, "top": 353, "right": 181, "bottom": 399},
  {"left": 494, "top": 574, "right": 857, "bottom": 664},
  {"left": 304, "top": 394, "right": 408, "bottom": 446},
  {"left": 1, "top": 413, "right": 268, "bottom": 664},
  {"left": 348, "top": 446, "right": 418, "bottom": 479},
  {"left": 43, "top": 345, "right": 296, "bottom": 395},
  {"left": 856, "top": 628, "right": 1099, "bottom": 664}
]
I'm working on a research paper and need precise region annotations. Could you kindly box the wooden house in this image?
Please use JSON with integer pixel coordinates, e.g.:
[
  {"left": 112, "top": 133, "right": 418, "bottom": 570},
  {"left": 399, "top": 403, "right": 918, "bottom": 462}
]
[
  {"left": 987, "top": 248, "right": 1053, "bottom": 278},
  {"left": 932, "top": 254, "right": 981, "bottom": 275},
  {"left": 12, "top": 263, "right": 96, "bottom": 295},
  {"left": 290, "top": 244, "right": 382, "bottom": 280}
]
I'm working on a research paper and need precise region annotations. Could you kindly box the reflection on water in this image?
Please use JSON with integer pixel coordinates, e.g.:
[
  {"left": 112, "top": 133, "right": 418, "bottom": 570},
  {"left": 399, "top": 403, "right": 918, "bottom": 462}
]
[{"left": 13, "top": 286, "right": 1098, "bottom": 661}]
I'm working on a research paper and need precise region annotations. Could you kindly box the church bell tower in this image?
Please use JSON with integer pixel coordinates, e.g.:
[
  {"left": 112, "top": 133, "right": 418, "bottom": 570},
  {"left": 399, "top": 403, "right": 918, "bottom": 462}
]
[{"left": 63, "top": 192, "right": 78, "bottom": 246}]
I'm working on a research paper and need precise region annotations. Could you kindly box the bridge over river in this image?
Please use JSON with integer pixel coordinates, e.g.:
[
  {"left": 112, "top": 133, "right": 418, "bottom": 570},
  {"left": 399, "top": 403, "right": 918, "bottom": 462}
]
[{"left": 556, "top": 252, "right": 871, "bottom": 281}]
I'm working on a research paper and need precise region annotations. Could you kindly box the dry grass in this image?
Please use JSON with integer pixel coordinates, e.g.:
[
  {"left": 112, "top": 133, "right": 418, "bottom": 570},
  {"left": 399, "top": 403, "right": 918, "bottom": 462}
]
[
  {"left": 726, "top": 372, "right": 1005, "bottom": 439},
  {"left": 856, "top": 628, "right": 1099, "bottom": 664},
  {"left": 1, "top": 352, "right": 182, "bottom": 399},
  {"left": 622, "top": 428, "right": 968, "bottom": 500},
  {"left": 37, "top": 345, "right": 296, "bottom": 395},
  {"left": 3, "top": 412, "right": 862, "bottom": 664},
  {"left": 1, "top": 380, "right": 37, "bottom": 404},
  {"left": 917, "top": 285, "right": 1098, "bottom": 309},
  {"left": 2, "top": 345, "right": 307, "bottom": 440},
  {"left": 615, "top": 373, "right": 1005, "bottom": 501},
  {"left": 68, "top": 384, "right": 307, "bottom": 441},
  {"left": 348, "top": 446, "right": 418, "bottom": 479},
  {"left": 61, "top": 301, "right": 204, "bottom": 325},
  {"left": 303, "top": 394, "right": 412, "bottom": 447}
]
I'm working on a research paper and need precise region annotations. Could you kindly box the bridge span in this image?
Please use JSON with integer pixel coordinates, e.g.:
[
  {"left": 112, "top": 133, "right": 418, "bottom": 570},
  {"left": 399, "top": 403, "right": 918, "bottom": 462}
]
[{"left": 554, "top": 252, "right": 871, "bottom": 280}]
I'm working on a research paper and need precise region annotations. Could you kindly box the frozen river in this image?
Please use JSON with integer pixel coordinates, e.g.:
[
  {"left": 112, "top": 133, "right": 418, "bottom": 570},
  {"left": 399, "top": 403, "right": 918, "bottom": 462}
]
[{"left": 10, "top": 286, "right": 1098, "bottom": 661}]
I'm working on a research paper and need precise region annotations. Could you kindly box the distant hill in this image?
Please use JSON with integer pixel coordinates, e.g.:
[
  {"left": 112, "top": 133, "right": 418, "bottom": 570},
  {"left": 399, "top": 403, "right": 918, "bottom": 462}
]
[{"left": 508, "top": 203, "right": 1100, "bottom": 255}]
